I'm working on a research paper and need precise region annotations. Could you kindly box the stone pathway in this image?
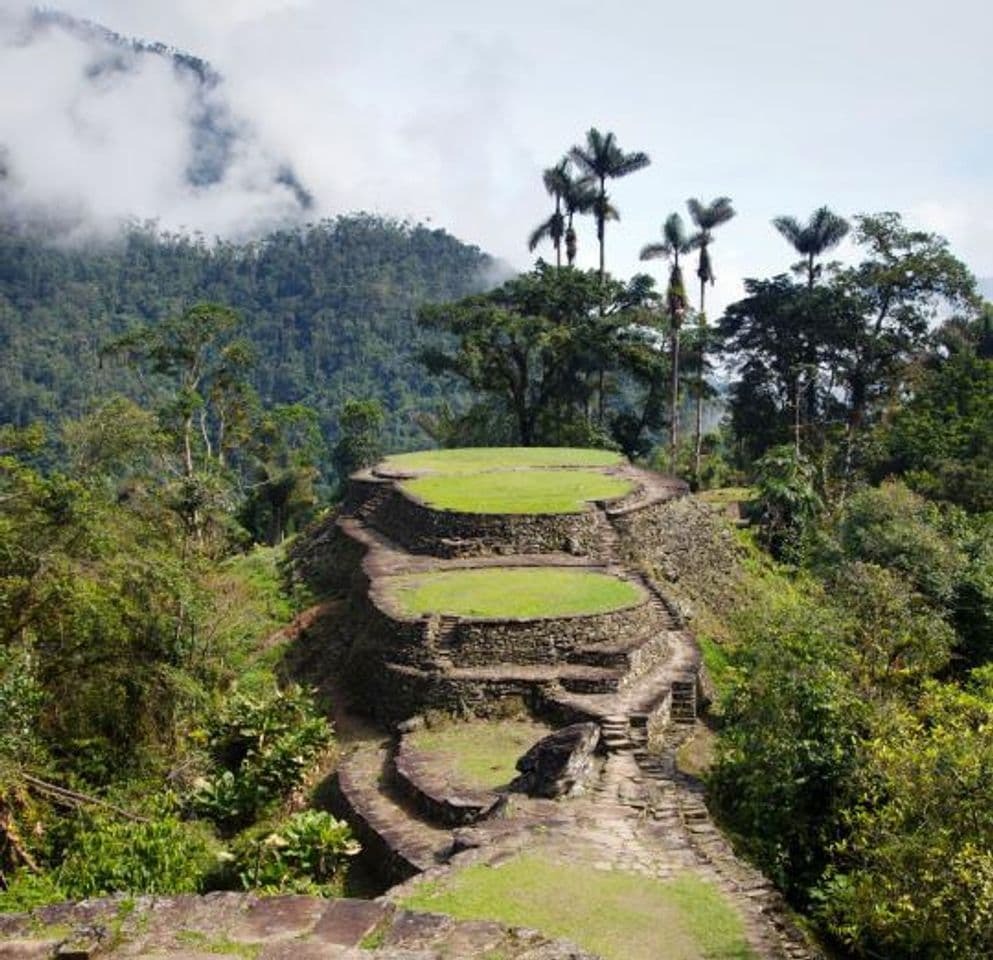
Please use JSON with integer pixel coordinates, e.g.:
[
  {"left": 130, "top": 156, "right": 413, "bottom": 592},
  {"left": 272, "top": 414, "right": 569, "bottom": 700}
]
[{"left": 0, "top": 893, "right": 597, "bottom": 959}]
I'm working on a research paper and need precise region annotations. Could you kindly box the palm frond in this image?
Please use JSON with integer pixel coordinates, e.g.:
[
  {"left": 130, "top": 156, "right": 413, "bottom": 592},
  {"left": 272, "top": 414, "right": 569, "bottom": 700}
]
[
  {"left": 688, "top": 196, "right": 735, "bottom": 230},
  {"left": 528, "top": 213, "right": 562, "bottom": 252},
  {"left": 772, "top": 215, "right": 803, "bottom": 247},
  {"left": 663, "top": 212, "right": 688, "bottom": 250},
  {"left": 640, "top": 242, "right": 670, "bottom": 261},
  {"left": 612, "top": 151, "right": 651, "bottom": 177}
]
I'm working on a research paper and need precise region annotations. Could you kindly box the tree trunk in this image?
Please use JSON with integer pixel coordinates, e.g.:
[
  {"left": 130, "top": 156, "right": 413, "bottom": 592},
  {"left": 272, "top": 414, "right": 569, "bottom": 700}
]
[
  {"left": 670, "top": 322, "right": 680, "bottom": 475},
  {"left": 793, "top": 375, "right": 802, "bottom": 455},
  {"left": 199, "top": 407, "right": 213, "bottom": 462},
  {"left": 598, "top": 176, "right": 606, "bottom": 284},
  {"left": 693, "top": 278, "right": 707, "bottom": 483},
  {"left": 183, "top": 415, "right": 194, "bottom": 477}
]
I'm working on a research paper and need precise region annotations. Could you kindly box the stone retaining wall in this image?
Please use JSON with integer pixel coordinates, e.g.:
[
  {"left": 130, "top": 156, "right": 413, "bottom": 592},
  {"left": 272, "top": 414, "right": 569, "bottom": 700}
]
[
  {"left": 391, "top": 737, "right": 501, "bottom": 827},
  {"left": 362, "top": 484, "right": 603, "bottom": 557},
  {"left": 367, "top": 662, "right": 548, "bottom": 726},
  {"left": 437, "top": 595, "right": 658, "bottom": 666},
  {"left": 327, "top": 764, "right": 425, "bottom": 886}
]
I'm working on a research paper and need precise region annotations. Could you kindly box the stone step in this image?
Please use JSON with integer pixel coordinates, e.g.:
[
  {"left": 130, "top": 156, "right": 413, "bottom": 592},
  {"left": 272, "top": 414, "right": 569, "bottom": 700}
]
[
  {"left": 326, "top": 745, "right": 454, "bottom": 885},
  {"left": 446, "top": 662, "right": 624, "bottom": 691},
  {"left": 567, "top": 630, "right": 670, "bottom": 680},
  {"left": 392, "top": 738, "right": 503, "bottom": 828},
  {"left": 543, "top": 649, "right": 691, "bottom": 725}
]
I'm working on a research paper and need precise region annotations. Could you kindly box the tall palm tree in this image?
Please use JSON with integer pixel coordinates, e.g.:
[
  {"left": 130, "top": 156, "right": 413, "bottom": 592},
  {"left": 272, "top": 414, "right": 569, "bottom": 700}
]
[
  {"left": 772, "top": 206, "right": 850, "bottom": 290},
  {"left": 687, "top": 196, "right": 736, "bottom": 481},
  {"left": 528, "top": 161, "right": 570, "bottom": 267},
  {"left": 570, "top": 128, "right": 650, "bottom": 283},
  {"left": 772, "top": 206, "right": 850, "bottom": 452},
  {"left": 641, "top": 213, "right": 698, "bottom": 474},
  {"left": 562, "top": 171, "right": 598, "bottom": 267}
]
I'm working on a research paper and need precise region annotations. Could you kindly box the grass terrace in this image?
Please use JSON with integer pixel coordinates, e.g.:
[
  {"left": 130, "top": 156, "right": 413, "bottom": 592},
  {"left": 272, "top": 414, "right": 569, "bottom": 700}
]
[
  {"left": 402, "top": 853, "right": 756, "bottom": 960},
  {"left": 379, "top": 446, "right": 624, "bottom": 475},
  {"left": 385, "top": 567, "right": 643, "bottom": 619},
  {"left": 401, "top": 468, "right": 633, "bottom": 514},
  {"left": 406, "top": 719, "right": 552, "bottom": 791}
]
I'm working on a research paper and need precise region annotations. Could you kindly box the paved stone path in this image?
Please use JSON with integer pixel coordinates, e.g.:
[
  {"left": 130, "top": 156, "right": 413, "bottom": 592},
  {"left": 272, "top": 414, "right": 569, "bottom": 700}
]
[{"left": 0, "top": 892, "right": 597, "bottom": 959}]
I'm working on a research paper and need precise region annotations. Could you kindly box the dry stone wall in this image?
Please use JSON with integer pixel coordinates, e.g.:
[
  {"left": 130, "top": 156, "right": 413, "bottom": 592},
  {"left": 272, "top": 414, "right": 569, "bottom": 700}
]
[
  {"left": 429, "top": 595, "right": 657, "bottom": 666},
  {"left": 365, "top": 484, "right": 603, "bottom": 557}
]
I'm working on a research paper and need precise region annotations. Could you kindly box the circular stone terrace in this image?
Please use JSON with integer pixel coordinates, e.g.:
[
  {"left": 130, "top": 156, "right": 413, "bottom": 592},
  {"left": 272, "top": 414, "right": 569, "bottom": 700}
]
[
  {"left": 380, "top": 566, "right": 645, "bottom": 620},
  {"left": 348, "top": 446, "right": 685, "bottom": 558}
]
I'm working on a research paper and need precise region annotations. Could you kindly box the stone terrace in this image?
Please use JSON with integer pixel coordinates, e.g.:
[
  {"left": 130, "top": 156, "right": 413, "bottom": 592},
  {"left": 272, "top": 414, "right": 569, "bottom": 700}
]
[{"left": 316, "top": 451, "right": 823, "bottom": 959}]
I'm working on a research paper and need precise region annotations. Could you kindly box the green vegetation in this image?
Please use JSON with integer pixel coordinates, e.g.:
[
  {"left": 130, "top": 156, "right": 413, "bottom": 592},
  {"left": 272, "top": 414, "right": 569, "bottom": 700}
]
[
  {"left": 0, "top": 416, "right": 357, "bottom": 909},
  {"left": 402, "top": 854, "right": 755, "bottom": 960},
  {"left": 0, "top": 216, "right": 489, "bottom": 463},
  {"left": 406, "top": 720, "right": 551, "bottom": 790},
  {"left": 402, "top": 468, "right": 632, "bottom": 514},
  {"left": 386, "top": 568, "right": 642, "bottom": 619},
  {"left": 380, "top": 446, "right": 623, "bottom": 474}
]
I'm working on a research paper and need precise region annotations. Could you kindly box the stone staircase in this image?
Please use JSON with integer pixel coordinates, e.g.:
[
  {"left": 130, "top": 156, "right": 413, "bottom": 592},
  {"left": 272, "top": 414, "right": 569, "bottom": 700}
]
[{"left": 670, "top": 676, "right": 698, "bottom": 724}]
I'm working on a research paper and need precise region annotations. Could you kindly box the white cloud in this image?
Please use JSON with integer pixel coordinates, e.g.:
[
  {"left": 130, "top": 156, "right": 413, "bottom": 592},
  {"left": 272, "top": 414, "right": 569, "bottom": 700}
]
[
  {"left": 0, "top": 5, "right": 307, "bottom": 239},
  {"left": 0, "top": 0, "right": 989, "bottom": 308}
]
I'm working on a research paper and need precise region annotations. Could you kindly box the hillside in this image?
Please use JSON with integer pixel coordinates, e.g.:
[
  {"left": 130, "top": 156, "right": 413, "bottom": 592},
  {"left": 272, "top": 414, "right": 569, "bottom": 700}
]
[{"left": 0, "top": 216, "right": 493, "bottom": 449}]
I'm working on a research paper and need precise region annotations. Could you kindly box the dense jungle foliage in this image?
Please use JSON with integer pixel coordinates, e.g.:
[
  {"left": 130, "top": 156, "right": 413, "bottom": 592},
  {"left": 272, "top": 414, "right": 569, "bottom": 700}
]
[{"left": 0, "top": 214, "right": 492, "bottom": 455}]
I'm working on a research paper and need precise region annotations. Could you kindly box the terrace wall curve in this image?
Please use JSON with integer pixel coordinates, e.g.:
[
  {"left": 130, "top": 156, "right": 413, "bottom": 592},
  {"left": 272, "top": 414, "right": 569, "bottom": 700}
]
[{"left": 360, "top": 483, "right": 604, "bottom": 557}]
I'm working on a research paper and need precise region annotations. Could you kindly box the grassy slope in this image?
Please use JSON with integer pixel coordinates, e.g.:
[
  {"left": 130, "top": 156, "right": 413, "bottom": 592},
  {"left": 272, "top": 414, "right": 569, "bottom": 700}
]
[
  {"left": 386, "top": 567, "right": 643, "bottom": 618},
  {"left": 403, "top": 854, "right": 755, "bottom": 960},
  {"left": 406, "top": 719, "right": 551, "bottom": 790},
  {"left": 203, "top": 545, "right": 301, "bottom": 690},
  {"left": 401, "top": 469, "right": 632, "bottom": 514},
  {"left": 380, "top": 446, "right": 624, "bottom": 473}
]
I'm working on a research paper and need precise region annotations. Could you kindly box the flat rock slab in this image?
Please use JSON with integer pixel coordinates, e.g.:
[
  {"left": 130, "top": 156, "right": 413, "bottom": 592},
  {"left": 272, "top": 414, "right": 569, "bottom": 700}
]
[{"left": 0, "top": 895, "right": 597, "bottom": 960}]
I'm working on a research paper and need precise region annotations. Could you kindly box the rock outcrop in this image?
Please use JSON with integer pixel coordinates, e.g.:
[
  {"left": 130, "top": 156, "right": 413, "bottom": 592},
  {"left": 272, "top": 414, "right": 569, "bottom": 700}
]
[{"left": 511, "top": 722, "right": 601, "bottom": 798}]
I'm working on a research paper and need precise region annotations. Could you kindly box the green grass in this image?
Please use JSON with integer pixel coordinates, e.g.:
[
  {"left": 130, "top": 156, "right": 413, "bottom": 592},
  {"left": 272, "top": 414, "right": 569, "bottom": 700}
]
[
  {"left": 385, "top": 567, "right": 643, "bottom": 618},
  {"left": 380, "top": 446, "right": 624, "bottom": 474},
  {"left": 696, "top": 487, "right": 757, "bottom": 507},
  {"left": 402, "top": 854, "right": 755, "bottom": 960},
  {"left": 401, "top": 469, "right": 633, "bottom": 515},
  {"left": 407, "top": 720, "right": 551, "bottom": 790}
]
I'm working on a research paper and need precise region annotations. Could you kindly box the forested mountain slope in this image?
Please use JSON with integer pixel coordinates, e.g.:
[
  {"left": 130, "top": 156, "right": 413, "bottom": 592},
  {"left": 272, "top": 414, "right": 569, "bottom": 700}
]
[{"left": 0, "top": 216, "right": 493, "bottom": 447}]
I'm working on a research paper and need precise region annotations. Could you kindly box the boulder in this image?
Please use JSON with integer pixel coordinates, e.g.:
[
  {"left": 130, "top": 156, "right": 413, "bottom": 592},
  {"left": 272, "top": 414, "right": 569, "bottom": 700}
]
[{"left": 511, "top": 723, "right": 600, "bottom": 798}]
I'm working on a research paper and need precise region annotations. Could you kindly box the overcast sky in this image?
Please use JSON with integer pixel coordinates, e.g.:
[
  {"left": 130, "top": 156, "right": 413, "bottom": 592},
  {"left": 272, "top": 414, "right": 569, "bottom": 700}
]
[{"left": 2, "top": 0, "right": 991, "bottom": 312}]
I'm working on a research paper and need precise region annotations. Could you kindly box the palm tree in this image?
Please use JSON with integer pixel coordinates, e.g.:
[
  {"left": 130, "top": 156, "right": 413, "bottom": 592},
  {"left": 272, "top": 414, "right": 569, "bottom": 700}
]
[
  {"left": 570, "top": 128, "right": 650, "bottom": 282},
  {"left": 772, "top": 206, "right": 850, "bottom": 290},
  {"left": 641, "top": 213, "right": 698, "bottom": 474},
  {"left": 528, "top": 161, "right": 570, "bottom": 267},
  {"left": 687, "top": 196, "right": 736, "bottom": 481},
  {"left": 772, "top": 206, "right": 850, "bottom": 452},
  {"left": 562, "top": 171, "right": 597, "bottom": 267}
]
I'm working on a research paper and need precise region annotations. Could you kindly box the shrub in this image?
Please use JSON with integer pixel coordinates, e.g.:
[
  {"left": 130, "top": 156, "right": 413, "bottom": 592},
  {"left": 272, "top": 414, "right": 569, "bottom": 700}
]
[
  {"left": 710, "top": 593, "right": 864, "bottom": 899},
  {"left": 231, "top": 810, "right": 360, "bottom": 895},
  {"left": 752, "top": 445, "right": 821, "bottom": 562},
  {"left": 55, "top": 814, "right": 219, "bottom": 899},
  {"left": 189, "top": 686, "right": 331, "bottom": 830}
]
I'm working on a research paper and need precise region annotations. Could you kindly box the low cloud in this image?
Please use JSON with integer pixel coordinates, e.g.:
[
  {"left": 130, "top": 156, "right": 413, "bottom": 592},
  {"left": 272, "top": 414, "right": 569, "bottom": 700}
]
[{"left": 0, "top": 5, "right": 310, "bottom": 241}]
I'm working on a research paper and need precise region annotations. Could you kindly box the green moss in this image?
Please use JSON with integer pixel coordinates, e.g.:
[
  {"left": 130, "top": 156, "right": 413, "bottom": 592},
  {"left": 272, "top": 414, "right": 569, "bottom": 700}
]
[
  {"left": 358, "top": 918, "right": 390, "bottom": 950},
  {"left": 407, "top": 720, "right": 551, "bottom": 790},
  {"left": 402, "top": 854, "right": 755, "bottom": 960},
  {"left": 696, "top": 487, "right": 756, "bottom": 506},
  {"left": 380, "top": 447, "right": 624, "bottom": 474},
  {"left": 401, "top": 469, "right": 632, "bottom": 514},
  {"left": 385, "top": 567, "right": 643, "bottom": 619},
  {"left": 175, "top": 930, "right": 262, "bottom": 957}
]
